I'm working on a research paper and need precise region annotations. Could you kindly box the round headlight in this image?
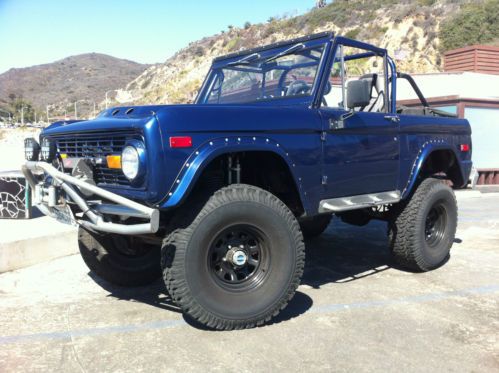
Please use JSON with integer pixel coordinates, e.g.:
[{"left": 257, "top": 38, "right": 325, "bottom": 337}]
[
  {"left": 24, "top": 137, "right": 40, "bottom": 161},
  {"left": 40, "top": 137, "right": 56, "bottom": 161},
  {"left": 121, "top": 146, "right": 140, "bottom": 180}
]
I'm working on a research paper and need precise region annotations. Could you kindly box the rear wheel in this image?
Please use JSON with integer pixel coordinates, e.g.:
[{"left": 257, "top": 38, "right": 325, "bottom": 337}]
[
  {"left": 388, "top": 178, "right": 457, "bottom": 271},
  {"left": 78, "top": 227, "right": 161, "bottom": 286},
  {"left": 161, "top": 184, "right": 305, "bottom": 330}
]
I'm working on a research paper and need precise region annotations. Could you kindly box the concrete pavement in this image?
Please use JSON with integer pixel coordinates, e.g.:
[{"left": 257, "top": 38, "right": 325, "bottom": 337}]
[{"left": 0, "top": 193, "right": 498, "bottom": 372}]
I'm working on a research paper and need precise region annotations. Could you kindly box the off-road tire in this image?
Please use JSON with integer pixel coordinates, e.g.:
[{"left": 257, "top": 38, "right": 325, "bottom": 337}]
[
  {"left": 299, "top": 214, "right": 332, "bottom": 238},
  {"left": 161, "top": 184, "right": 305, "bottom": 330},
  {"left": 388, "top": 178, "right": 457, "bottom": 271},
  {"left": 78, "top": 227, "right": 161, "bottom": 286}
]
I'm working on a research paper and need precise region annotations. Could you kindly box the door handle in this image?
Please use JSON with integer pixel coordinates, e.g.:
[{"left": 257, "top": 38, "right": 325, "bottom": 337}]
[{"left": 384, "top": 114, "right": 400, "bottom": 123}]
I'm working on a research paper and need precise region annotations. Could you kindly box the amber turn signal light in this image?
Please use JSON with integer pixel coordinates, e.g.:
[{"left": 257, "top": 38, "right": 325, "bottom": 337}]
[{"left": 106, "top": 155, "right": 122, "bottom": 169}]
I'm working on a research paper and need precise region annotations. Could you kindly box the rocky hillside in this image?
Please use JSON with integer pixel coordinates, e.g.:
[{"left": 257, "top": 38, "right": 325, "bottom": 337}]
[
  {"left": 0, "top": 53, "right": 148, "bottom": 118},
  {"left": 123, "top": 0, "right": 483, "bottom": 105}
]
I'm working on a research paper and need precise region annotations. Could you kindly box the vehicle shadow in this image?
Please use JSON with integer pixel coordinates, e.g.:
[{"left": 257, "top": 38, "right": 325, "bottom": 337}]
[
  {"left": 301, "top": 218, "right": 393, "bottom": 287},
  {"left": 91, "top": 273, "right": 313, "bottom": 329},
  {"left": 88, "top": 272, "right": 182, "bottom": 313},
  {"left": 91, "top": 217, "right": 461, "bottom": 329}
]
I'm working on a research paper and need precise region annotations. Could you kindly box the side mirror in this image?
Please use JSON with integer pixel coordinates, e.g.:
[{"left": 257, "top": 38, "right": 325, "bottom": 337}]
[{"left": 346, "top": 80, "right": 371, "bottom": 109}]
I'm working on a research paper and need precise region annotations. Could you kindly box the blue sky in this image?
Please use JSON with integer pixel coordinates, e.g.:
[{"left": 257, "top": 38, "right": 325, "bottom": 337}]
[{"left": 0, "top": 0, "right": 313, "bottom": 73}]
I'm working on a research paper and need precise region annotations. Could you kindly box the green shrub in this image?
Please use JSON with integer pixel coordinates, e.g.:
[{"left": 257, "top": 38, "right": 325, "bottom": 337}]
[
  {"left": 439, "top": 0, "right": 499, "bottom": 51},
  {"left": 194, "top": 46, "right": 205, "bottom": 57},
  {"left": 418, "top": 0, "right": 436, "bottom": 6},
  {"left": 226, "top": 37, "right": 241, "bottom": 51},
  {"left": 345, "top": 28, "right": 361, "bottom": 39}
]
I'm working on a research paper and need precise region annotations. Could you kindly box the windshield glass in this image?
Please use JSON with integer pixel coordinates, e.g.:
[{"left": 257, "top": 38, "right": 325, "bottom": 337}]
[{"left": 201, "top": 44, "right": 325, "bottom": 104}]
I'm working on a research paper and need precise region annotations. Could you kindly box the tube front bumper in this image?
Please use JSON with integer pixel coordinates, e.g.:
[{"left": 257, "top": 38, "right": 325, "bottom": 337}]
[{"left": 22, "top": 161, "right": 159, "bottom": 235}]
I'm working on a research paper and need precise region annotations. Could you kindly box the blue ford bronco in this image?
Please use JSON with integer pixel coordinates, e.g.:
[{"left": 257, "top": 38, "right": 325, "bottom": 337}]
[{"left": 23, "top": 32, "right": 472, "bottom": 329}]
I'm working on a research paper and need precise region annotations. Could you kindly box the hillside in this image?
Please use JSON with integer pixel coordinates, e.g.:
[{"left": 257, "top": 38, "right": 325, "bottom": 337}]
[
  {"left": 123, "top": 0, "right": 488, "bottom": 105},
  {"left": 0, "top": 53, "right": 149, "bottom": 119}
]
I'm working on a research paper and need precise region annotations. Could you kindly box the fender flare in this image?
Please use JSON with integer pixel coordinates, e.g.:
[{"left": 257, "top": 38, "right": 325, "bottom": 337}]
[
  {"left": 401, "top": 140, "right": 465, "bottom": 199},
  {"left": 159, "top": 136, "right": 309, "bottom": 210}
]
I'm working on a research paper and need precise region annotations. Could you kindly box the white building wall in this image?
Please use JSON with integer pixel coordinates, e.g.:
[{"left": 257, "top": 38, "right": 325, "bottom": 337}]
[
  {"left": 396, "top": 72, "right": 499, "bottom": 101},
  {"left": 464, "top": 107, "right": 499, "bottom": 169}
]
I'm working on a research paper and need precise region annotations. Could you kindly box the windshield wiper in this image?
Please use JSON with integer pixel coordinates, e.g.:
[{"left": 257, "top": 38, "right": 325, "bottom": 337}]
[
  {"left": 263, "top": 43, "right": 305, "bottom": 63},
  {"left": 226, "top": 53, "right": 261, "bottom": 66}
]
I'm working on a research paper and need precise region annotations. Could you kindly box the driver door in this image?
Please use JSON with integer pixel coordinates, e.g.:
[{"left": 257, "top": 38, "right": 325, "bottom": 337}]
[{"left": 319, "top": 42, "right": 400, "bottom": 199}]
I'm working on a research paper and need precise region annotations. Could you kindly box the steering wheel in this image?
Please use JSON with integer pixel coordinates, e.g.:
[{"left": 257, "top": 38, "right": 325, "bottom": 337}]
[{"left": 286, "top": 80, "right": 310, "bottom": 96}]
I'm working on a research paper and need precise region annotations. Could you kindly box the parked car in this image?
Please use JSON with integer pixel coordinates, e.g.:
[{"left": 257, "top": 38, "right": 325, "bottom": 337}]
[{"left": 23, "top": 32, "right": 472, "bottom": 329}]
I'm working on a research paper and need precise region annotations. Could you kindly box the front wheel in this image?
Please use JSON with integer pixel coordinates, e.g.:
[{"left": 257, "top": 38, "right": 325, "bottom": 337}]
[
  {"left": 161, "top": 184, "right": 305, "bottom": 330},
  {"left": 78, "top": 228, "right": 161, "bottom": 286},
  {"left": 388, "top": 178, "right": 457, "bottom": 271}
]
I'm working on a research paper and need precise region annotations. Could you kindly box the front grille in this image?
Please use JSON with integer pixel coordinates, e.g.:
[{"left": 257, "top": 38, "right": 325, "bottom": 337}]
[{"left": 53, "top": 131, "right": 140, "bottom": 187}]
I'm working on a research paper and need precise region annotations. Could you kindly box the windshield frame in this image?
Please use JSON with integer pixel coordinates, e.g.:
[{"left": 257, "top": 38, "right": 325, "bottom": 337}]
[{"left": 196, "top": 34, "right": 333, "bottom": 106}]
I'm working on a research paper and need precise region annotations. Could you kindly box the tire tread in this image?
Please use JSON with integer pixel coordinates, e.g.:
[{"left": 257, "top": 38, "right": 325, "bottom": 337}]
[
  {"left": 161, "top": 184, "right": 305, "bottom": 330},
  {"left": 389, "top": 178, "right": 457, "bottom": 271}
]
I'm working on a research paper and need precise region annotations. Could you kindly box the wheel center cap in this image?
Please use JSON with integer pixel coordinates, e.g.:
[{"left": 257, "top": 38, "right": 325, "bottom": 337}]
[{"left": 228, "top": 249, "right": 248, "bottom": 266}]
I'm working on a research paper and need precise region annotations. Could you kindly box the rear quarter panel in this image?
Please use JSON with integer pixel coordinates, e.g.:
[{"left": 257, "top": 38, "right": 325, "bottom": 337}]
[{"left": 398, "top": 114, "right": 472, "bottom": 197}]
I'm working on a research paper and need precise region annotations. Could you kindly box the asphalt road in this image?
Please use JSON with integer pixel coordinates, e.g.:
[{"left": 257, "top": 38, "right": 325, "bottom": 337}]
[{"left": 1, "top": 191, "right": 498, "bottom": 372}]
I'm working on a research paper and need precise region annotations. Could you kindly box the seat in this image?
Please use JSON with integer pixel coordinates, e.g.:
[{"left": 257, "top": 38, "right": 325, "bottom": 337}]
[{"left": 359, "top": 73, "right": 385, "bottom": 112}]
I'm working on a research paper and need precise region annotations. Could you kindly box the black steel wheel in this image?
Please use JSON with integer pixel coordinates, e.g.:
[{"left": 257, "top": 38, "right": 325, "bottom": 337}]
[
  {"left": 425, "top": 203, "right": 448, "bottom": 248},
  {"left": 208, "top": 225, "right": 269, "bottom": 289},
  {"left": 161, "top": 184, "right": 305, "bottom": 330},
  {"left": 389, "top": 178, "right": 457, "bottom": 272}
]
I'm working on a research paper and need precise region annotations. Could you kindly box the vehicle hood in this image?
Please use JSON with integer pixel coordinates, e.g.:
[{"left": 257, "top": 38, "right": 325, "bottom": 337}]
[
  {"left": 42, "top": 102, "right": 318, "bottom": 136},
  {"left": 41, "top": 105, "right": 167, "bottom": 136}
]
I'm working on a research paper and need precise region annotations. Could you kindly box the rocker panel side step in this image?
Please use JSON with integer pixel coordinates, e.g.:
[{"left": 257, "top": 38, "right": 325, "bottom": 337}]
[{"left": 319, "top": 190, "right": 401, "bottom": 213}]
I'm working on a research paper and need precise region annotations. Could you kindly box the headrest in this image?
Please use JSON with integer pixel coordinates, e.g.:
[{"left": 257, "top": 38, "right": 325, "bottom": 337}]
[{"left": 360, "top": 73, "right": 381, "bottom": 95}]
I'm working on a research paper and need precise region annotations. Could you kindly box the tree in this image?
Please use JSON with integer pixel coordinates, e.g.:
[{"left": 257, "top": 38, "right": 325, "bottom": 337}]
[
  {"left": 439, "top": 0, "right": 499, "bottom": 51},
  {"left": 11, "top": 98, "right": 35, "bottom": 124},
  {"left": 316, "top": 0, "right": 327, "bottom": 8}
]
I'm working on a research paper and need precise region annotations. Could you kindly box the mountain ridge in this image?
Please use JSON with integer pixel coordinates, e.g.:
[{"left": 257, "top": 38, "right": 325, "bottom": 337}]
[
  {"left": 0, "top": 53, "right": 149, "bottom": 118},
  {"left": 122, "top": 0, "right": 482, "bottom": 105}
]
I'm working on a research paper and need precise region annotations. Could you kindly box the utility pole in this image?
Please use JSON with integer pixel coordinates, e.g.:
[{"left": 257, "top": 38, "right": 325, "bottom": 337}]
[
  {"left": 105, "top": 90, "right": 118, "bottom": 109},
  {"left": 74, "top": 99, "right": 88, "bottom": 119},
  {"left": 46, "top": 105, "right": 50, "bottom": 122},
  {"left": 20, "top": 106, "right": 25, "bottom": 126}
]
